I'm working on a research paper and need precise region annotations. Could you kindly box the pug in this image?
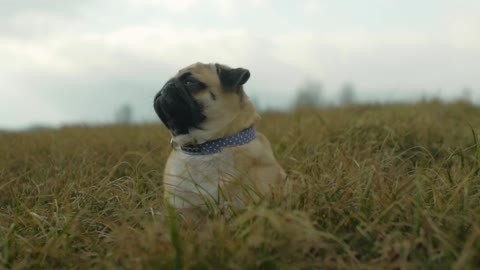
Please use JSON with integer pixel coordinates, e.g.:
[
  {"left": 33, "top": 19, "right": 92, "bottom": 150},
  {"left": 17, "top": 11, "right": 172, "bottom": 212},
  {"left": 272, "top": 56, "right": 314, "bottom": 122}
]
[{"left": 154, "top": 62, "right": 286, "bottom": 211}]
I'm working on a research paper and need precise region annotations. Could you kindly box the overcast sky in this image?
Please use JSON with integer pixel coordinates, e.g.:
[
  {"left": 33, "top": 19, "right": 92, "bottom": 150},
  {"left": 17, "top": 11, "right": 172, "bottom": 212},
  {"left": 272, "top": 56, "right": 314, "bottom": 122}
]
[{"left": 1, "top": 0, "right": 479, "bottom": 129}]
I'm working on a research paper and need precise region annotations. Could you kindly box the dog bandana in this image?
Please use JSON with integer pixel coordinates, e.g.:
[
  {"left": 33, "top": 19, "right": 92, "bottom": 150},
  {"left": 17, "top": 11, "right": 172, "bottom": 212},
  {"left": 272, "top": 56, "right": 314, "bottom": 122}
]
[{"left": 181, "top": 126, "right": 256, "bottom": 155}]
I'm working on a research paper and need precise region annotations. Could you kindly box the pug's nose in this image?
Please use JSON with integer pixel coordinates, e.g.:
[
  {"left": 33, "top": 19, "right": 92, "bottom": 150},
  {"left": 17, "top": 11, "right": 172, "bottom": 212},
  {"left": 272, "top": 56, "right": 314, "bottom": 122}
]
[{"left": 154, "top": 90, "right": 164, "bottom": 105}]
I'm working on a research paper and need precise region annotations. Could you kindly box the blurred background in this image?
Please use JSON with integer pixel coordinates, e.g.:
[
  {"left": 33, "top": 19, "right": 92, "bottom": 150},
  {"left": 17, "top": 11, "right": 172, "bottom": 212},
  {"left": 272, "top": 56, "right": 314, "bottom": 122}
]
[{"left": 1, "top": 0, "right": 479, "bottom": 130}]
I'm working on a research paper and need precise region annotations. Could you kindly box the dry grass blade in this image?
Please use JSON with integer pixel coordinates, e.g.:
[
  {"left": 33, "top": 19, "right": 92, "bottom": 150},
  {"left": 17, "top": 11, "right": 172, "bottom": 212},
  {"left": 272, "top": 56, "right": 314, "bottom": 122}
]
[{"left": 1, "top": 102, "right": 480, "bottom": 269}]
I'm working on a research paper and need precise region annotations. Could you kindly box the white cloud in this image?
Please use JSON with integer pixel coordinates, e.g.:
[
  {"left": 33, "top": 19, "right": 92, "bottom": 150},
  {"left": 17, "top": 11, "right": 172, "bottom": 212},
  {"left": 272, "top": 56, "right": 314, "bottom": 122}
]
[
  {"left": 446, "top": 17, "right": 480, "bottom": 50},
  {"left": 0, "top": 37, "right": 79, "bottom": 75},
  {"left": 271, "top": 30, "right": 430, "bottom": 76},
  {"left": 127, "top": 0, "right": 199, "bottom": 13},
  {"left": 303, "top": 0, "right": 326, "bottom": 15},
  {"left": 1, "top": 19, "right": 260, "bottom": 77},
  {"left": 101, "top": 24, "right": 255, "bottom": 65}
]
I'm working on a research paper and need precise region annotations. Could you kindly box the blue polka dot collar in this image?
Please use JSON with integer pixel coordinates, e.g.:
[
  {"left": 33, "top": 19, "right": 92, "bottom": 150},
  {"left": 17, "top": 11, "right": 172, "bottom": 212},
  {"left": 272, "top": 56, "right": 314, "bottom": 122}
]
[{"left": 181, "top": 127, "right": 256, "bottom": 155}]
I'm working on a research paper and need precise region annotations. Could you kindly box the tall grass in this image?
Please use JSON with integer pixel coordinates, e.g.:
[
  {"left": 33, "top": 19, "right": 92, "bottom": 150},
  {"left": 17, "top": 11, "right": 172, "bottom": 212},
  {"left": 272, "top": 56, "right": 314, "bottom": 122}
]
[{"left": 1, "top": 102, "right": 480, "bottom": 269}]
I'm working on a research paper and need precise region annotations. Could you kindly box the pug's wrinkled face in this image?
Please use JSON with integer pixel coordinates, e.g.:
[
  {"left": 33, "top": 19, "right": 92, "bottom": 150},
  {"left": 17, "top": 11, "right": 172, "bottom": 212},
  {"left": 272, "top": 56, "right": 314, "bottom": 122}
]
[{"left": 153, "top": 62, "right": 251, "bottom": 143}]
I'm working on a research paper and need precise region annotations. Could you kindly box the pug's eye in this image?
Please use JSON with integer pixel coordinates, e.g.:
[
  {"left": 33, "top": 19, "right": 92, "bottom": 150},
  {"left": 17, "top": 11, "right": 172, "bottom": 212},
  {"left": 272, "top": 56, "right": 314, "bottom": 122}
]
[
  {"left": 184, "top": 79, "right": 197, "bottom": 86},
  {"left": 183, "top": 77, "right": 206, "bottom": 92}
]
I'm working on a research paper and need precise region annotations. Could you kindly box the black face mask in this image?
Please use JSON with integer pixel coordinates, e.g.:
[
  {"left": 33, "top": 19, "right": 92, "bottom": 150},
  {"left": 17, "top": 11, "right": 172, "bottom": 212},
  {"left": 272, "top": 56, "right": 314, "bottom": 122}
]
[{"left": 154, "top": 78, "right": 206, "bottom": 136}]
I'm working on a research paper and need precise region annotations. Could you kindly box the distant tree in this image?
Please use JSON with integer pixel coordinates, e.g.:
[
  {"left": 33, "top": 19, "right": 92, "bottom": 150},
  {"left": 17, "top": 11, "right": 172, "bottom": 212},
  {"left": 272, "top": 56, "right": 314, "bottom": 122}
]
[
  {"left": 294, "top": 79, "right": 323, "bottom": 108},
  {"left": 339, "top": 82, "right": 356, "bottom": 105},
  {"left": 431, "top": 88, "right": 442, "bottom": 103},
  {"left": 115, "top": 103, "right": 133, "bottom": 124},
  {"left": 461, "top": 87, "right": 472, "bottom": 103},
  {"left": 26, "top": 124, "right": 52, "bottom": 131}
]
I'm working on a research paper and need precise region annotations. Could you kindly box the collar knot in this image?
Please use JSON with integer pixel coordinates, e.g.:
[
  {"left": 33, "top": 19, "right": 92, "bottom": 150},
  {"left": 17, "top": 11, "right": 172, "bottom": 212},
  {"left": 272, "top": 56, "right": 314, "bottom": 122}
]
[{"left": 181, "top": 127, "right": 256, "bottom": 155}]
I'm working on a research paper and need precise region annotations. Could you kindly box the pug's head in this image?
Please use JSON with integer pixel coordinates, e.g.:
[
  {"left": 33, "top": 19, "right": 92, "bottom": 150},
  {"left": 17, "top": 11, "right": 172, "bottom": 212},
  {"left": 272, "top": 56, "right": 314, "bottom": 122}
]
[{"left": 154, "top": 62, "right": 260, "bottom": 146}]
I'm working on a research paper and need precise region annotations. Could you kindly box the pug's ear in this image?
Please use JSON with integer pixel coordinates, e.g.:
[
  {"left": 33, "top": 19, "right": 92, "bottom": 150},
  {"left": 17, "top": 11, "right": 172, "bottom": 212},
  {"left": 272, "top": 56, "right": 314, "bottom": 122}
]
[{"left": 216, "top": 64, "right": 250, "bottom": 91}]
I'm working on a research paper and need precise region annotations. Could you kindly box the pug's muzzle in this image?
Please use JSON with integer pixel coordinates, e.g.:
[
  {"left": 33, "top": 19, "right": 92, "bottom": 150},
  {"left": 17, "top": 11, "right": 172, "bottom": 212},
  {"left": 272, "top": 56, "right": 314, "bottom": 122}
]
[{"left": 154, "top": 79, "right": 206, "bottom": 136}]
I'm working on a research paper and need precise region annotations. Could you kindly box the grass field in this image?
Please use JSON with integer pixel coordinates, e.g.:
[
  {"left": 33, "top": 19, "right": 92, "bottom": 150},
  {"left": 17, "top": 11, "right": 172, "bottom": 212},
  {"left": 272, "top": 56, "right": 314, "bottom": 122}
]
[{"left": 1, "top": 102, "right": 480, "bottom": 269}]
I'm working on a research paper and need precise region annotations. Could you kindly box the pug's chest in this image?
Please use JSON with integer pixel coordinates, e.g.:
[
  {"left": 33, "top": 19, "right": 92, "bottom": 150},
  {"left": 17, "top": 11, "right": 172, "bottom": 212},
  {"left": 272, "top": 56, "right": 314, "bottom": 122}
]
[{"left": 164, "top": 150, "right": 240, "bottom": 191}]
